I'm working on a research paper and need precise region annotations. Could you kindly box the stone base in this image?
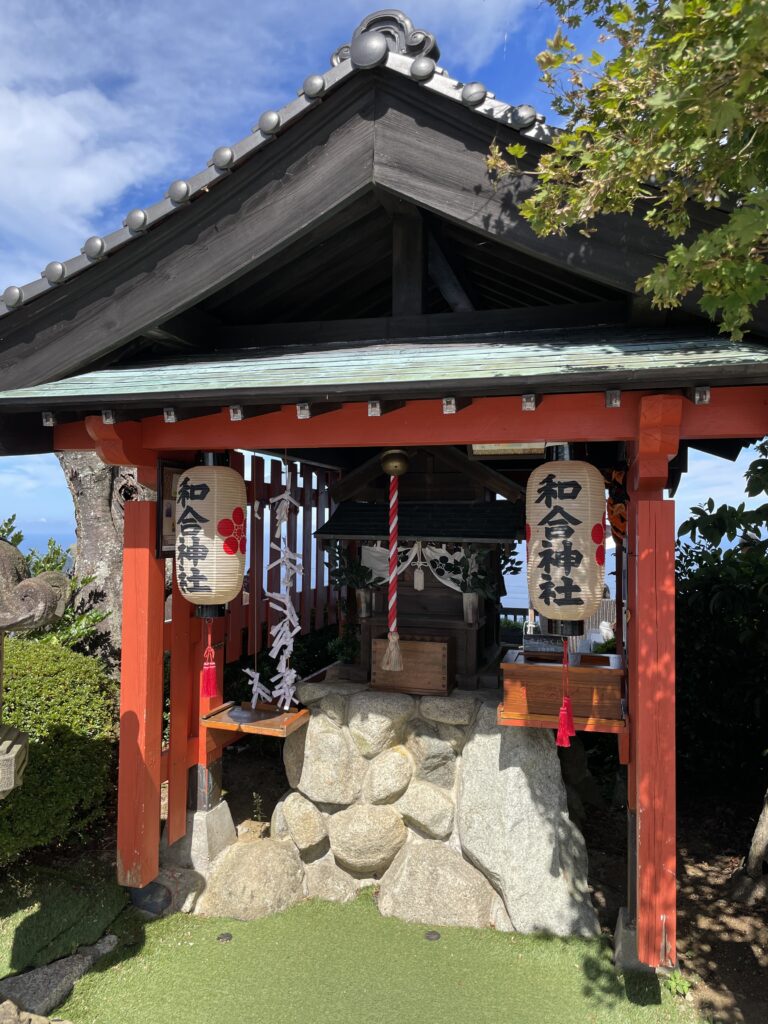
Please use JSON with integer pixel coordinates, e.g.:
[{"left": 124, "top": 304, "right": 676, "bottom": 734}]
[
  {"left": 128, "top": 880, "right": 172, "bottom": 918},
  {"left": 160, "top": 801, "right": 236, "bottom": 875},
  {"left": 201, "top": 683, "right": 599, "bottom": 935},
  {"left": 0, "top": 936, "right": 117, "bottom": 1017},
  {"left": 613, "top": 907, "right": 655, "bottom": 973}
]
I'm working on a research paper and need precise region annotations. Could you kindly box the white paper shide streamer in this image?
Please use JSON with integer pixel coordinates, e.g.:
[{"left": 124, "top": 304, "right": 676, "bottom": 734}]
[
  {"left": 267, "top": 473, "right": 302, "bottom": 710},
  {"left": 241, "top": 469, "right": 303, "bottom": 710}
]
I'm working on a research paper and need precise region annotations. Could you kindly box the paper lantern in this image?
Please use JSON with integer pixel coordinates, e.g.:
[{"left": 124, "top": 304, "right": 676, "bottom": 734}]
[
  {"left": 526, "top": 460, "right": 606, "bottom": 623},
  {"left": 175, "top": 465, "right": 247, "bottom": 607}
]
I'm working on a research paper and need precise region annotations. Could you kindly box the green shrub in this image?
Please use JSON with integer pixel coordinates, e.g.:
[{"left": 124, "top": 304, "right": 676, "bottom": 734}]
[
  {"left": 0, "top": 638, "right": 117, "bottom": 866},
  {"left": 0, "top": 860, "right": 126, "bottom": 977}
]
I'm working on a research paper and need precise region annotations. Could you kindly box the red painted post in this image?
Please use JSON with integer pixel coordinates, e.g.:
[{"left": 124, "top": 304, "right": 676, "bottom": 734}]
[
  {"left": 117, "top": 501, "right": 165, "bottom": 888},
  {"left": 167, "top": 568, "right": 193, "bottom": 846},
  {"left": 634, "top": 498, "right": 677, "bottom": 967},
  {"left": 626, "top": 393, "right": 682, "bottom": 968}
]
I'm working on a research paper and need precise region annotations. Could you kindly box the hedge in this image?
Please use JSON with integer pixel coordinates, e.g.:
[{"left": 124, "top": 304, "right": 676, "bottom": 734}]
[{"left": 0, "top": 638, "right": 117, "bottom": 866}]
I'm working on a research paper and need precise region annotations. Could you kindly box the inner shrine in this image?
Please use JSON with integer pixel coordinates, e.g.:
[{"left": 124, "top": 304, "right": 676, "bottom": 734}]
[{"left": 0, "top": 7, "right": 766, "bottom": 971}]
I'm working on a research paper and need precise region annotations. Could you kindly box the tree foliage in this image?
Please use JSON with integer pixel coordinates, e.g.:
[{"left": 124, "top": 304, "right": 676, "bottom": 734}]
[
  {"left": 675, "top": 440, "right": 768, "bottom": 795},
  {"left": 490, "top": 0, "right": 768, "bottom": 338}
]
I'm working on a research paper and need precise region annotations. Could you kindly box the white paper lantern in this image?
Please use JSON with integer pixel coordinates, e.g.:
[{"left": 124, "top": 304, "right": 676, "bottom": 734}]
[
  {"left": 526, "top": 460, "right": 606, "bottom": 622},
  {"left": 175, "top": 465, "right": 247, "bottom": 606}
]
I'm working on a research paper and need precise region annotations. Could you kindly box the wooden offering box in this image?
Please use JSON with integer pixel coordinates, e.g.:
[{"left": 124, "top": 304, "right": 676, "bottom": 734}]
[
  {"left": 498, "top": 650, "right": 626, "bottom": 733},
  {"left": 371, "top": 634, "right": 454, "bottom": 695}
]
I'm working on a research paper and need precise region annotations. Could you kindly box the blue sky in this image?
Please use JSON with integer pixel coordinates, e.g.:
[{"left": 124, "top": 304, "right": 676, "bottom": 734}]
[{"left": 0, "top": 1, "right": 762, "bottom": 555}]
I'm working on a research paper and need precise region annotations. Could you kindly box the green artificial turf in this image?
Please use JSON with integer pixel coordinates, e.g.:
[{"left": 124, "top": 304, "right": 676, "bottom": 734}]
[
  {"left": 61, "top": 891, "right": 692, "bottom": 1024},
  {"left": 0, "top": 858, "right": 126, "bottom": 978}
]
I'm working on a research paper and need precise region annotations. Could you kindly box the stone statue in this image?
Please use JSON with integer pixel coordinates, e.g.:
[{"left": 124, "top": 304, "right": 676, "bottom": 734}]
[{"left": 0, "top": 539, "right": 69, "bottom": 800}]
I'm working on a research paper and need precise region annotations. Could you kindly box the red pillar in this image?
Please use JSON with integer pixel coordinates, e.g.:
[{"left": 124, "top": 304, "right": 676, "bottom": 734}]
[
  {"left": 633, "top": 498, "right": 677, "bottom": 966},
  {"left": 627, "top": 394, "right": 681, "bottom": 967},
  {"left": 117, "top": 501, "right": 165, "bottom": 888}
]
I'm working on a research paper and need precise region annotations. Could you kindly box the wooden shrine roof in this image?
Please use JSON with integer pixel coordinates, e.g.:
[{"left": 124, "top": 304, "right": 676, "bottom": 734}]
[
  {"left": 316, "top": 501, "right": 524, "bottom": 542},
  {"left": 0, "top": 9, "right": 765, "bottom": 401},
  {"left": 2, "top": 330, "right": 767, "bottom": 412}
]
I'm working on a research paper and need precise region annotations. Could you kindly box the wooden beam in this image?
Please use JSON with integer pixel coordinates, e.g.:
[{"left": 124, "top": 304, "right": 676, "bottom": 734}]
[
  {"left": 330, "top": 449, "right": 387, "bottom": 502},
  {"left": 631, "top": 394, "right": 683, "bottom": 493},
  {"left": 208, "top": 191, "right": 384, "bottom": 310},
  {"left": 370, "top": 76, "right": 768, "bottom": 333},
  {"left": 367, "top": 398, "right": 405, "bottom": 417},
  {"left": 441, "top": 396, "right": 471, "bottom": 415},
  {"left": 211, "top": 302, "right": 629, "bottom": 350},
  {"left": 228, "top": 404, "right": 281, "bottom": 421},
  {"left": 426, "top": 445, "right": 524, "bottom": 501},
  {"left": 116, "top": 501, "right": 165, "bottom": 888},
  {"left": 51, "top": 387, "right": 768, "bottom": 459},
  {"left": 162, "top": 406, "right": 219, "bottom": 424},
  {"left": 156, "top": 308, "right": 228, "bottom": 349},
  {"left": 392, "top": 208, "right": 425, "bottom": 316},
  {"left": 427, "top": 233, "right": 474, "bottom": 312},
  {"left": 84, "top": 416, "right": 157, "bottom": 469}
]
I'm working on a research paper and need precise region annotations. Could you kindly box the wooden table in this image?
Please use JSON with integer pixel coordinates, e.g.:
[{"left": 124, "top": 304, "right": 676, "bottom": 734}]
[{"left": 200, "top": 701, "right": 309, "bottom": 738}]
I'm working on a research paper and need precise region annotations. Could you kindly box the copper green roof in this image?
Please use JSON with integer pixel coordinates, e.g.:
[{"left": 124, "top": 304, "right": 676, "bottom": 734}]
[{"left": 0, "top": 331, "right": 766, "bottom": 410}]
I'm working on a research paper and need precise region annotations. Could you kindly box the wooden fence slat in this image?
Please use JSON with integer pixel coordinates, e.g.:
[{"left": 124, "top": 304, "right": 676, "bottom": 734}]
[
  {"left": 266, "top": 460, "right": 283, "bottom": 632},
  {"left": 300, "top": 465, "right": 314, "bottom": 633},
  {"left": 287, "top": 461, "right": 299, "bottom": 617},
  {"left": 314, "top": 469, "right": 328, "bottom": 629},
  {"left": 116, "top": 501, "right": 165, "bottom": 889},
  {"left": 226, "top": 450, "right": 246, "bottom": 663},
  {"left": 327, "top": 471, "right": 339, "bottom": 625},
  {"left": 249, "top": 455, "right": 265, "bottom": 655}
]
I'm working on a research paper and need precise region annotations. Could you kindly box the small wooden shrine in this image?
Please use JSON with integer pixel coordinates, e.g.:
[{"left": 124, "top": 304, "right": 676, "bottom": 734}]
[{"left": 0, "top": 9, "right": 767, "bottom": 969}]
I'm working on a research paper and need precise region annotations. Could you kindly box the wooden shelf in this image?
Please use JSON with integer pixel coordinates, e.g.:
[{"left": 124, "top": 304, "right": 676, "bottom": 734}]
[
  {"left": 497, "top": 705, "right": 627, "bottom": 734},
  {"left": 200, "top": 701, "right": 309, "bottom": 738}
]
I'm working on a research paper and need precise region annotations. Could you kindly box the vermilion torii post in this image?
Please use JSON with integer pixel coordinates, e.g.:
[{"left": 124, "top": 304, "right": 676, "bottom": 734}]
[{"left": 626, "top": 394, "right": 682, "bottom": 968}]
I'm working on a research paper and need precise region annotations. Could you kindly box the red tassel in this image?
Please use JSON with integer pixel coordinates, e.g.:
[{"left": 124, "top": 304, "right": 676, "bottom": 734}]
[
  {"left": 563, "top": 695, "right": 576, "bottom": 738},
  {"left": 202, "top": 618, "right": 218, "bottom": 698},
  {"left": 556, "top": 701, "right": 571, "bottom": 748},
  {"left": 562, "top": 638, "right": 576, "bottom": 737}
]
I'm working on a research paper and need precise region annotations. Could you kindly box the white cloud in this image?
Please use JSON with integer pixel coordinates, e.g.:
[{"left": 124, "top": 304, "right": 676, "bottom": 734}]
[
  {"left": 0, "top": 455, "right": 73, "bottom": 543},
  {"left": 0, "top": 0, "right": 534, "bottom": 289},
  {"left": 671, "top": 446, "right": 760, "bottom": 530}
]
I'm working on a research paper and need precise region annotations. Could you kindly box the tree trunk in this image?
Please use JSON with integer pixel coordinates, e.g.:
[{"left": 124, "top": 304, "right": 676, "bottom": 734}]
[
  {"left": 56, "top": 452, "right": 152, "bottom": 662},
  {"left": 746, "top": 787, "right": 768, "bottom": 879}
]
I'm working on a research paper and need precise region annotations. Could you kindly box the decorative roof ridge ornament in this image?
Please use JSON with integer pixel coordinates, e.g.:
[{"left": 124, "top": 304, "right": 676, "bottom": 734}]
[{"left": 332, "top": 9, "right": 439, "bottom": 68}]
